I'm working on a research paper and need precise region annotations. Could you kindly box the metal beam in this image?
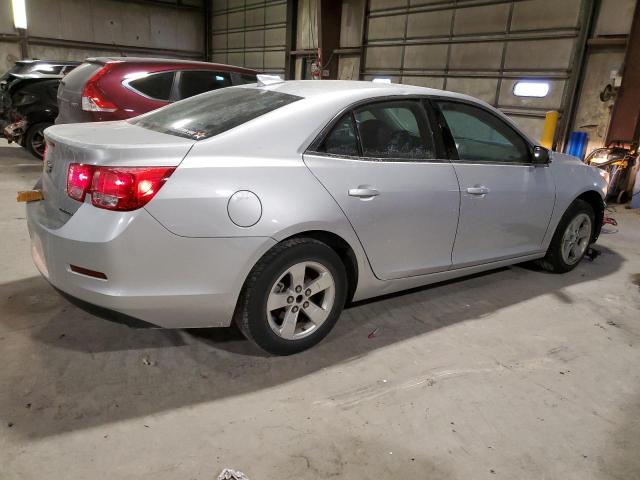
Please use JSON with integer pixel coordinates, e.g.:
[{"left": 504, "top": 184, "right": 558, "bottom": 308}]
[
  {"left": 285, "top": 0, "right": 299, "bottom": 79},
  {"left": 317, "top": 0, "right": 342, "bottom": 79},
  {"left": 606, "top": 0, "right": 640, "bottom": 145}
]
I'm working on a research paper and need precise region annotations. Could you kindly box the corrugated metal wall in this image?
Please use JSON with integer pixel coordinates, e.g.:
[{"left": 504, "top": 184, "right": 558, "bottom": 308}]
[
  {"left": 360, "top": 0, "right": 591, "bottom": 141},
  {"left": 211, "top": 0, "right": 288, "bottom": 74}
]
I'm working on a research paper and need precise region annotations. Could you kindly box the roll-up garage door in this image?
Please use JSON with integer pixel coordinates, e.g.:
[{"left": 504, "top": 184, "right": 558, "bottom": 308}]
[
  {"left": 362, "top": 0, "right": 591, "bottom": 142},
  {"left": 211, "top": 0, "right": 288, "bottom": 75}
]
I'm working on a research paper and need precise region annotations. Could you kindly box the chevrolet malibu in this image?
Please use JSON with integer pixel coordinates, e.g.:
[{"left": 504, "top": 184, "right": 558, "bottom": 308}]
[{"left": 26, "top": 80, "right": 607, "bottom": 355}]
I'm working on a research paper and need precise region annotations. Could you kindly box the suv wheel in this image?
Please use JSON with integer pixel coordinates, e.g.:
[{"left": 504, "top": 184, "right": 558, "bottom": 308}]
[{"left": 25, "top": 122, "right": 51, "bottom": 160}]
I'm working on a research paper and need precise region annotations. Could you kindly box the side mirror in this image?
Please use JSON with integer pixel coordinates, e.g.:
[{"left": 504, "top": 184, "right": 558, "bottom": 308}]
[{"left": 532, "top": 146, "right": 550, "bottom": 165}]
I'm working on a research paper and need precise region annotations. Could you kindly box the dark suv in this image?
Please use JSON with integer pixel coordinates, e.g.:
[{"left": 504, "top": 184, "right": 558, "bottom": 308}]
[
  {"left": 1, "top": 59, "right": 80, "bottom": 158},
  {"left": 56, "top": 57, "right": 258, "bottom": 124}
]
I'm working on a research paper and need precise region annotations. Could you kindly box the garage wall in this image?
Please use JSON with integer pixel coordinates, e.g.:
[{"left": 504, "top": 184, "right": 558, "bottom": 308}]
[
  {"left": 211, "top": 0, "right": 288, "bottom": 74},
  {"left": 0, "top": 0, "right": 21, "bottom": 72},
  {"left": 573, "top": 0, "right": 637, "bottom": 153},
  {"left": 1, "top": 0, "right": 205, "bottom": 67},
  {"left": 355, "top": 0, "right": 591, "bottom": 142}
]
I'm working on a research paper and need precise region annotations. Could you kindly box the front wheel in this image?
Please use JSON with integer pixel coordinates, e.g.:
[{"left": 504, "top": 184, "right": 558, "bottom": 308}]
[
  {"left": 234, "top": 238, "right": 348, "bottom": 355},
  {"left": 538, "top": 199, "right": 595, "bottom": 273}
]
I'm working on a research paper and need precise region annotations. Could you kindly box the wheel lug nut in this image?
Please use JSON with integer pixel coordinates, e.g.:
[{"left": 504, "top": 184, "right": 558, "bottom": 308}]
[
  {"left": 305, "top": 289, "right": 311, "bottom": 296},
  {"left": 295, "top": 285, "right": 302, "bottom": 293},
  {"left": 292, "top": 306, "right": 299, "bottom": 313},
  {"left": 287, "top": 296, "right": 294, "bottom": 304},
  {"left": 303, "top": 301, "right": 309, "bottom": 308}
]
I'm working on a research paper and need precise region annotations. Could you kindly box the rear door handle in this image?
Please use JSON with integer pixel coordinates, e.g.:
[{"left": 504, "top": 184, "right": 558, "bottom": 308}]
[
  {"left": 349, "top": 187, "right": 379, "bottom": 198},
  {"left": 466, "top": 186, "right": 490, "bottom": 195}
]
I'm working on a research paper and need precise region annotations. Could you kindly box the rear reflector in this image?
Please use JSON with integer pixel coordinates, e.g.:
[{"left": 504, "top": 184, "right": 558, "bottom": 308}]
[
  {"left": 70, "top": 265, "right": 108, "bottom": 280},
  {"left": 67, "top": 163, "right": 175, "bottom": 211}
]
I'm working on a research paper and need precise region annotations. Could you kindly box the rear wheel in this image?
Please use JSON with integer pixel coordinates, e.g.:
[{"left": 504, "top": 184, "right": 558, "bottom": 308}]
[
  {"left": 25, "top": 122, "right": 51, "bottom": 160},
  {"left": 234, "top": 238, "right": 347, "bottom": 355},
  {"left": 538, "top": 199, "right": 595, "bottom": 273}
]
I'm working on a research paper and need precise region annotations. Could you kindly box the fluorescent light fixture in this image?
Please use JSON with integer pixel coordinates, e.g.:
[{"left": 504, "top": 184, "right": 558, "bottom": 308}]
[
  {"left": 372, "top": 77, "right": 392, "bottom": 84},
  {"left": 513, "top": 81, "right": 550, "bottom": 98},
  {"left": 12, "top": 0, "right": 28, "bottom": 29}
]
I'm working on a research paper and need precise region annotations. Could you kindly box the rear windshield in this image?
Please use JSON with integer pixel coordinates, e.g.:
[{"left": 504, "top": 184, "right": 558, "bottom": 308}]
[{"left": 130, "top": 87, "right": 302, "bottom": 140}]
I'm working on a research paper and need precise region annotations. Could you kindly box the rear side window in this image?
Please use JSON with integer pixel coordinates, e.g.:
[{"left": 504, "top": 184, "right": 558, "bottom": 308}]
[
  {"left": 353, "top": 100, "right": 436, "bottom": 160},
  {"left": 320, "top": 114, "right": 359, "bottom": 157},
  {"left": 178, "top": 70, "right": 231, "bottom": 99},
  {"left": 127, "top": 71, "right": 175, "bottom": 101},
  {"left": 130, "top": 87, "right": 302, "bottom": 140},
  {"left": 234, "top": 73, "right": 258, "bottom": 85}
]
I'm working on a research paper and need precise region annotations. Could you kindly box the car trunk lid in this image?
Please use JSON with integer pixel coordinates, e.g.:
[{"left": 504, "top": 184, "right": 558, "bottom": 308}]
[{"left": 41, "top": 120, "right": 195, "bottom": 224}]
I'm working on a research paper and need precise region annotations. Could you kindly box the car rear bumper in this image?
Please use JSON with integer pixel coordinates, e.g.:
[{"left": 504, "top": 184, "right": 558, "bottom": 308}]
[{"left": 26, "top": 200, "right": 275, "bottom": 328}]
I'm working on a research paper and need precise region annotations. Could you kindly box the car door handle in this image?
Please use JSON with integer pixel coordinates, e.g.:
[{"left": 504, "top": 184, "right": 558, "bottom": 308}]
[
  {"left": 466, "top": 186, "right": 490, "bottom": 195},
  {"left": 349, "top": 187, "right": 379, "bottom": 198}
]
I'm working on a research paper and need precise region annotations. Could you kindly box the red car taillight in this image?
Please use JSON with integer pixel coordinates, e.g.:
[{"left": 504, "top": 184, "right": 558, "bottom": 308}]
[
  {"left": 81, "top": 63, "right": 119, "bottom": 112},
  {"left": 66, "top": 163, "right": 175, "bottom": 211},
  {"left": 67, "top": 163, "right": 94, "bottom": 201}
]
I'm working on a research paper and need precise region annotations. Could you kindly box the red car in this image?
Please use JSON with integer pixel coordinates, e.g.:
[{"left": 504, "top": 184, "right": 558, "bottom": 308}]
[{"left": 56, "top": 57, "right": 258, "bottom": 124}]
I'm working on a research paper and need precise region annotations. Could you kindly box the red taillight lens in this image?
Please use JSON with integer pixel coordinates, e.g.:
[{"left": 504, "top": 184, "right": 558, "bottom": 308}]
[
  {"left": 66, "top": 163, "right": 175, "bottom": 211},
  {"left": 67, "top": 163, "right": 95, "bottom": 201},
  {"left": 81, "top": 63, "right": 119, "bottom": 112}
]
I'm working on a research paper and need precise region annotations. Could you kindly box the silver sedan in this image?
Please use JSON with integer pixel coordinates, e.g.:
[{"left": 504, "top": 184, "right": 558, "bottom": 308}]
[{"left": 26, "top": 80, "right": 607, "bottom": 354}]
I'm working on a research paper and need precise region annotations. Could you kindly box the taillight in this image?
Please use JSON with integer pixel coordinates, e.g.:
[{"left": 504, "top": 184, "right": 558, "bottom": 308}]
[
  {"left": 66, "top": 163, "right": 175, "bottom": 211},
  {"left": 67, "top": 163, "right": 95, "bottom": 201},
  {"left": 81, "top": 63, "right": 118, "bottom": 112}
]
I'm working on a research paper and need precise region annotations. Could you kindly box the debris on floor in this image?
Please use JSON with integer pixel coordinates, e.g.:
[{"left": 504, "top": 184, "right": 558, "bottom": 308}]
[
  {"left": 217, "top": 468, "right": 250, "bottom": 480},
  {"left": 367, "top": 328, "right": 379, "bottom": 339},
  {"left": 586, "top": 247, "right": 601, "bottom": 261},
  {"left": 141, "top": 357, "right": 156, "bottom": 366}
]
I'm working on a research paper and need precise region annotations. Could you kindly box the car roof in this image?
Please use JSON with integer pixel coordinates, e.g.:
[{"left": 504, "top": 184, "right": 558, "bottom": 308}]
[
  {"left": 254, "top": 80, "right": 482, "bottom": 104},
  {"left": 86, "top": 57, "right": 257, "bottom": 73}
]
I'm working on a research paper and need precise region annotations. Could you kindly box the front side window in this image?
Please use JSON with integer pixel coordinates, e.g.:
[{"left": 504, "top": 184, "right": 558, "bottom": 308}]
[
  {"left": 127, "top": 71, "right": 175, "bottom": 101},
  {"left": 353, "top": 101, "right": 435, "bottom": 160},
  {"left": 319, "top": 114, "right": 359, "bottom": 157},
  {"left": 130, "top": 87, "right": 301, "bottom": 140},
  {"left": 178, "top": 70, "right": 231, "bottom": 99},
  {"left": 436, "top": 101, "right": 531, "bottom": 163}
]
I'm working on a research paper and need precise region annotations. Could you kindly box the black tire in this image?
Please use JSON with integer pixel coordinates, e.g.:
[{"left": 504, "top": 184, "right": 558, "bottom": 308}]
[
  {"left": 25, "top": 122, "right": 51, "bottom": 160},
  {"left": 234, "top": 238, "right": 348, "bottom": 355},
  {"left": 538, "top": 199, "right": 595, "bottom": 273}
]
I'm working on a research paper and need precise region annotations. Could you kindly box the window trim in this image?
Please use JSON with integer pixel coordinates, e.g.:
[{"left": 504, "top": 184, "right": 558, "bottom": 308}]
[
  {"left": 121, "top": 70, "right": 177, "bottom": 102},
  {"left": 307, "top": 96, "right": 447, "bottom": 163},
  {"left": 431, "top": 97, "right": 538, "bottom": 166}
]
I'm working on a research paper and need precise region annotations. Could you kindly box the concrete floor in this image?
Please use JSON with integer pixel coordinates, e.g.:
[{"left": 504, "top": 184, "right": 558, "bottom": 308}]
[{"left": 1, "top": 143, "right": 639, "bottom": 480}]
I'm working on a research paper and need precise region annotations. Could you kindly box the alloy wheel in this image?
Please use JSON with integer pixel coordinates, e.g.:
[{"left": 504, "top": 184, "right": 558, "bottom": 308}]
[
  {"left": 561, "top": 213, "right": 592, "bottom": 265},
  {"left": 266, "top": 261, "right": 336, "bottom": 340}
]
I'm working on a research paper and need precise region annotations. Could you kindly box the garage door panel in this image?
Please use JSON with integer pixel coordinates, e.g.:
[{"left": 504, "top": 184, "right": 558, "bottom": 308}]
[
  {"left": 368, "top": 14, "right": 407, "bottom": 40},
  {"left": 246, "top": 7, "right": 265, "bottom": 27},
  {"left": 407, "top": 10, "right": 453, "bottom": 38},
  {"left": 403, "top": 44, "right": 449, "bottom": 69},
  {"left": 453, "top": 4, "right": 510, "bottom": 35},
  {"left": 265, "top": 27, "right": 286, "bottom": 47},
  {"left": 509, "top": 116, "right": 546, "bottom": 141},
  {"left": 446, "top": 77, "right": 499, "bottom": 104},
  {"left": 511, "top": 0, "right": 582, "bottom": 31},
  {"left": 266, "top": 3, "right": 287, "bottom": 24},
  {"left": 505, "top": 39, "right": 574, "bottom": 70},
  {"left": 370, "top": 0, "right": 408, "bottom": 11},
  {"left": 401, "top": 76, "right": 445, "bottom": 89},
  {"left": 366, "top": 46, "right": 404, "bottom": 69},
  {"left": 228, "top": 31, "right": 244, "bottom": 48},
  {"left": 449, "top": 42, "right": 504, "bottom": 70}
]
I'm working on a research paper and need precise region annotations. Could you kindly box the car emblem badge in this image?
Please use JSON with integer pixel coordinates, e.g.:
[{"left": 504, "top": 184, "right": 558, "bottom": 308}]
[{"left": 45, "top": 158, "right": 54, "bottom": 173}]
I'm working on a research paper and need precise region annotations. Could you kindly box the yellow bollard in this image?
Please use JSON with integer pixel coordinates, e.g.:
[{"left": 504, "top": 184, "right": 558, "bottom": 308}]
[{"left": 540, "top": 110, "right": 559, "bottom": 149}]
